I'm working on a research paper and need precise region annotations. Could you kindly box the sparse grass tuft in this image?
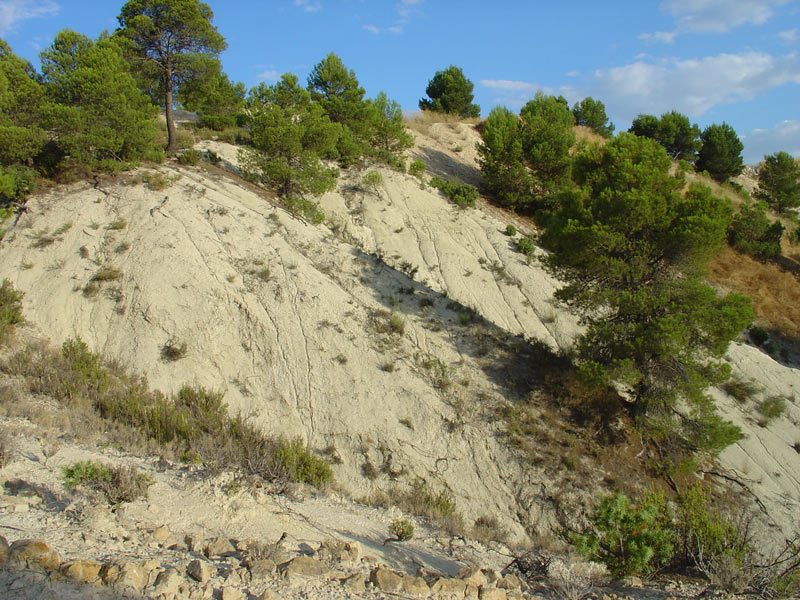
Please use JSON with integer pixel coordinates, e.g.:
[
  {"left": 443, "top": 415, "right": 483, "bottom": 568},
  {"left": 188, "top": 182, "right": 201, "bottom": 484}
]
[
  {"left": 0, "top": 430, "right": 14, "bottom": 468},
  {"left": 176, "top": 149, "right": 202, "bottom": 166},
  {"left": 389, "top": 518, "right": 414, "bottom": 541},
  {"left": 758, "top": 396, "right": 786, "bottom": 422},
  {"left": 0, "top": 279, "right": 24, "bottom": 344},
  {"left": 161, "top": 338, "right": 188, "bottom": 362},
  {"left": 362, "top": 170, "right": 383, "bottom": 194},
  {"left": 108, "top": 219, "right": 127, "bottom": 231},
  {"left": 721, "top": 376, "right": 762, "bottom": 403},
  {"left": 471, "top": 515, "right": 509, "bottom": 544},
  {"left": 62, "top": 460, "right": 152, "bottom": 504}
]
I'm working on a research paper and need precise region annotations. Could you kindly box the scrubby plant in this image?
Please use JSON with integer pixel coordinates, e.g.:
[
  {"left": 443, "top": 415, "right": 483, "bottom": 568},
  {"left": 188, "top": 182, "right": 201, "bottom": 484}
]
[
  {"left": 505, "top": 224, "right": 517, "bottom": 236},
  {"left": 0, "top": 279, "right": 24, "bottom": 344},
  {"left": 0, "top": 430, "right": 14, "bottom": 468},
  {"left": 275, "top": 438, "right": 333, "bottom": 488},
  {"left": 517, "top": 237, "right": 535, "bottom": 263},
  {"left": 362, "top": 170, "right": 383, "bottom": 194},
  {"left": 389, "top": 518, "right": 414, "bottom": 541},
  {"left": 62, "top": 460, "right": 152, "bottom": 504},
  {"left": 728, "top": 202, "right": 783, "bottom": 260},
  {"left": 721, "top": 376, "right": 761, "bottom": 403},
  {"left": 574, "top": 491, "right": 674, "bottom": 577},
  {"left": 429, "top": 175, "right": 477, "bottom": 208},
  {"left": 758, "top": 396, "right": 786, "bottom": 422},
  {"left": 160, "top": 338, "right": 188, "bottom": 362},
  {"left": 177, "top": 148, "right": 202, "bottom": 166},
  {"left": 408, "top": 158, "right": 426, "bottom": 180}
]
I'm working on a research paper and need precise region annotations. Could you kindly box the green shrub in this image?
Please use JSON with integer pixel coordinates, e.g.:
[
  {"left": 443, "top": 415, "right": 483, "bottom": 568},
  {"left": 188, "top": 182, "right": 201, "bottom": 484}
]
[
  {"left": 517, "top": 237, "right": 535, "bottom": 263},
  {"left": 389, "top": 518, "right": 414, "bottom": 541},
  {"left": 748, "top": 326, "right": 770, "bottom": 347},
  {"left": 362, "top": 170, "right": 383, "bottom": 194},
  {"left": 430, "top": 175, "right": 477, "bottom": 208},
  {"left": 505, "top": 224, "right": 517, "bottom": 236},
  {"left": 574, "top": 491, "right": 674, "bottom": 577},
  {"left": 62, "top": 460, "right": 152, "bottom": 504},
  {"left": 408, "top": 159, "right": 426, "bottom": 180},
  {"left": 728, "top": 202, "right": 783, "bottom": 260},
  {"left": 275, "top": 438, "right": 333, "bottom": 488},
  {"left": 0, "top": 280, "right": 24, "bottom": 344},
  {"left": 284, "top": 195, "right": 325, "bottom": 225},
  {"left": 0, "top": 166, "right": 38, "bottom": 202},
  {"left": 721, "top": 376, "right": 761, "bottom": 403},
  {"left": 177, "top": 149, "right": 202, "bottom": 166},
  {"left": 758, "top": 396, "right": 786, "bottom": 422}
]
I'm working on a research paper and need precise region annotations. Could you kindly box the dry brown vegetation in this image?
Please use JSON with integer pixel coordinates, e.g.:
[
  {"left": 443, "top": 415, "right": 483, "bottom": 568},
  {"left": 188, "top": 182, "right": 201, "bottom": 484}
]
[{"left": 404, "top": 111, "right": 480, "bottom": 137}]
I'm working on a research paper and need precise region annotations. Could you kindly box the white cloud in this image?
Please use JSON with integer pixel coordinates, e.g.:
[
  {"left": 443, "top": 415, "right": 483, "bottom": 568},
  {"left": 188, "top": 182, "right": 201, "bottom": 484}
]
[
  {"left": 480, "top": 79, "right": 539, "bottom": 92},
  {"left": 256, "top": 69, "right": 280, "bottom": 81},
  {"left": 293, "top": 0, "right": 321, "bottom": 13},
  {"left": 640, "top": 0, "right": 792, "bottom": 44},
  {"left": 638, "top": 30, "right": 677, "bottom": 44},
  {"left": 362, "top": 24, "right": 380, "bottom": 34},
  {"left": 661, "top": 0, "right": 789, "bottom": 33},
  {"left": 741, "top": 120, "right": 800, "bottom": 163},
  {"left": 592, "top": 51, "right": 800, "bottom": 121},
  {"left": 779, "top": 27, "right": 798, "bottom": 41},
  {"left": 0, "top": 0, "right": 58, "bottom": 35}
]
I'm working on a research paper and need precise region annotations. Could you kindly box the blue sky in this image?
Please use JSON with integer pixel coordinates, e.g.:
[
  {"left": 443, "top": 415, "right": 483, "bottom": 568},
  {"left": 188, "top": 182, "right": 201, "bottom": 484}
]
[{"left": 1, "top": 0, "right": 799, "bottom": 164}]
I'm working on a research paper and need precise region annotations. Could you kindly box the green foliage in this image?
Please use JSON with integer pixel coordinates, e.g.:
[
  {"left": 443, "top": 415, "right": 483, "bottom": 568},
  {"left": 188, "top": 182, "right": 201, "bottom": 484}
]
[
  {"left": 0, "top": 40, "right": 46, "bottom": 166},
  {"left": 408, "top": 158, "right": 426, "bottom": 180},
  {"left": 0, "top": 279, "right": 24, "bottom": 344},
  {"left": 178, "top": 55, "right": 245, "bottom": 124},
  {"left": 629, "top": 111, "right": 701, "bottom": 162},
  {"left": 516, "top": 237, "right": 534, "bottom": 263},
  {"left": 275, "top": 438, "right": 333, "bottom": 488},
  {"left": 758, "top": 396, "right": 786, "bottom": 421},
  {"left": 365, "top": 91, "right": 413, "bottom": 164},
  {"left": 419, "top": 65, "right": 480, "bottom": 118},
  {"left": 176, "top": 148, "right": 201, "bottom": 166},
  {"left": 307, "top": 52, "right": 366, "bottom": 126},
  {"left": 117, "top": 0, "right": 227, "bottom": 152},
  {"left": 696, "top": 122, "right": 744, "bottom": 182},
  {"left": 477, "top": 93, "right": 575, "bottom": 211},
  {"left": 574, "top": 491, "right": 674, "bottom": 577},
  {"left": 540, "top": 134, "right": 751, "bottom": 459},
  {"left": 755, "top": 151, "right": 800, "bottom": 213},
  {"left": 0, "top": 165, "right": 37, "bottom": 202},
  {"left": 362, "top": 170, "right": 383, "bottom": 193},
  {"left": 389, "top": 518, "right": 414, "bottom": 541},
  {"left": 572, "top": 96, "right": 614, "bottom": 138},
  {"left": 728, "top": 201, "right": 783, "bottom": 260},
  {"left": 429, "top": 175, "right": 477, "bottom": 208},
  {"left": 240, "top": 73, "right": 338, "bottom": 203},
  {"left": 505, "top": 224, "right": 517, "bottom": 236},
  {"left": 675, "top": 484, "right": 748, "bottom": 570},
  {"left": 62, "top": 460, "right": 152, "bottom": 504}
]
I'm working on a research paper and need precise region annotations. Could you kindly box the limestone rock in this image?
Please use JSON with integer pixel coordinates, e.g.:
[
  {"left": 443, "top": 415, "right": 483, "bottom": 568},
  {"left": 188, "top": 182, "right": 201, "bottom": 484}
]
[
  {"left": 479, "top": 586, "right": 507, "bottom": 600},
  {"left": 342, "top": 573, "right": 366, "bottom": 592},
  {"left": 255, "top": 590, "right": 279, "bottom": 600},
  {"left": 247, "top": 559, "right": 276, "bottom": 580},
  {"left": 459, "top": 566, "right": 488, "bottom": 587},
  {"left": 151, "top": 525, "right": 171, "bottom": 543},
  {"left": 8, "top": 539, "right": 60, "bottom": 572},
  {"left": 369, "top": 567, "right": 404, "bottom": 593},
  {"left": 185, "top": 534, "right": 205, "bottom": 553},
  {"left": 401, "top": 574, "right": 431, "bottom": 596},
  {"left": 497, "top": 574, "right": 525, "bottom": 591},
  {"left": 315, "top": 538, "right": 361, "bottom": 565},
  {"left": 279, "top": 556, "right": 330, "bottom": 578},
  {"left": 61, "top": 559, "right": 102, "bottom": 583},
  {"left": 429, "top": 577, "right": 467, "bottom": 595},
  {"left": 187, "top": 559, "right": 215, "bottom": 583},
  {"left": 205, "top": 537, "right": 236, "bottom": 558},
  {"left": 0, "top": 535, "right": 9, "bottom": 567},
  {"left": 101, "top": 561, "right": 148, "bottom": 591},
  {"left": 221, "top": 586, "right": 245, "bottom": 600},
  {"left": 154, "top": 568, "right": 184, "bottom": 596}
]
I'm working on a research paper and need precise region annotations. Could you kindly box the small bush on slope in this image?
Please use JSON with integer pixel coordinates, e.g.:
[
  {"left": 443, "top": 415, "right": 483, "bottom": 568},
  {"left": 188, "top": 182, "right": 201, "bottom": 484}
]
[
  {"left": 0, "top": 279, "right": 24, "bottom": 344},
  {"left": 62, "top": 460, "right": 152, "bottom": 504},
  {"left": 430, "top": 175, "right": 477, "bottom": 208},
  {"left": 3, "top": 337, "right": 331, "bottom": 489}
]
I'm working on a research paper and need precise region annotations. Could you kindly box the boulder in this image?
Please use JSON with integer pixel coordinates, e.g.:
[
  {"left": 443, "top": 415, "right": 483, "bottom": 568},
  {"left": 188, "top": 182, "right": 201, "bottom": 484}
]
[
  {"left": 101, "top": 561, "right": 148, "bottom": 591},
  {"left": 205, "top": 537, "right": 236, "bottom": 558},
  {"left": 459, "top": 566, "right": 488, "bottom": 586},
  {"left": 221, "top": 587, "right": 245, "bottom": 600},
  {"left": 246, "top": 559, "right": 276, "bottom": 580},
  {"left": 279, "top": 556, "right": 330, "bottom": 579},
  {"left": 342, "top": 573, "right": 366, "bottom": 592},
  {"left": 429, "top": 577, "right": 467, "bottom": 595},
  {"left": 369, "top": 567, "right": 404, "bottom": 593},
  {"left": 154, "top": 568, "right": 184, "bottom": 596},
  {"left": 8, "top": 539, "right": 60, "bottom": 572},
  {"left": 187, "top": 559, "right": 215, "bottom": 583},
  {"left": 61, "top": 559, "right": 102, "bottom": 583},
  {"left": 478, "top": 586, "right": 507, "bottom": 600},
  {"left": 401, "top": 574, "right": 431, "bottom": 596}
]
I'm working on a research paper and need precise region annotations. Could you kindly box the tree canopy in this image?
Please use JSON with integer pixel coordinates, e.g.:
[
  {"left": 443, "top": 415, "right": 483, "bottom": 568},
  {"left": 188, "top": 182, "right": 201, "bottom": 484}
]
[
  {"left": 695, "top": 122, "right": 743, "bottom": 182},
  {"left": 117, "top": 0, "right": 226, "bottom": 152},
  {"left": 419, "top": 65, "right": 480, "bottom": 118},
  {"left": 755, "top": 151, "right": 800, "bottom": 213},
  {"left": 572, "top": 97, "right": 614, "bottom": 138},
  {"left": 540, "top": 133, "right": 752, "bottom": 461},
  {"left": 39, "top": 30, "right": 158, "bottom": 167},
  {"left": 629, "top": 111, "right": 701, "bottom": 162}
]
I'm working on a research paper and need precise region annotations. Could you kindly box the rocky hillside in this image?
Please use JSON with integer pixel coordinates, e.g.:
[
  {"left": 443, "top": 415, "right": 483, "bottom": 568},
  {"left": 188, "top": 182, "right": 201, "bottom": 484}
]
[{"left": 0, "top": 118, "right": 799, "bottom": 598}]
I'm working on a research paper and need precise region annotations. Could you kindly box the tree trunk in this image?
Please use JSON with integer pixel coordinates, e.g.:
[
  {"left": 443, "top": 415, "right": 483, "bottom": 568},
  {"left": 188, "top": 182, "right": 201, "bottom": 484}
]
[{"left": 164, "top": 65, "right": 177, "bottom": 153}]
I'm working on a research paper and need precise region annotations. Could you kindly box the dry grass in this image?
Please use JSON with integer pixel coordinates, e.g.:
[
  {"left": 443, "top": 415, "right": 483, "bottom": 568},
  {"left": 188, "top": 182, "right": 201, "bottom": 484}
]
[
  {"left": 573, "top": 125, "right": 607, "bottom": 147},
  {"left": 404, "top": 111, "right": 480, "bottom": 137},
  {"left": 709, "top": 247, "right": 800, "bottom": 338}
]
